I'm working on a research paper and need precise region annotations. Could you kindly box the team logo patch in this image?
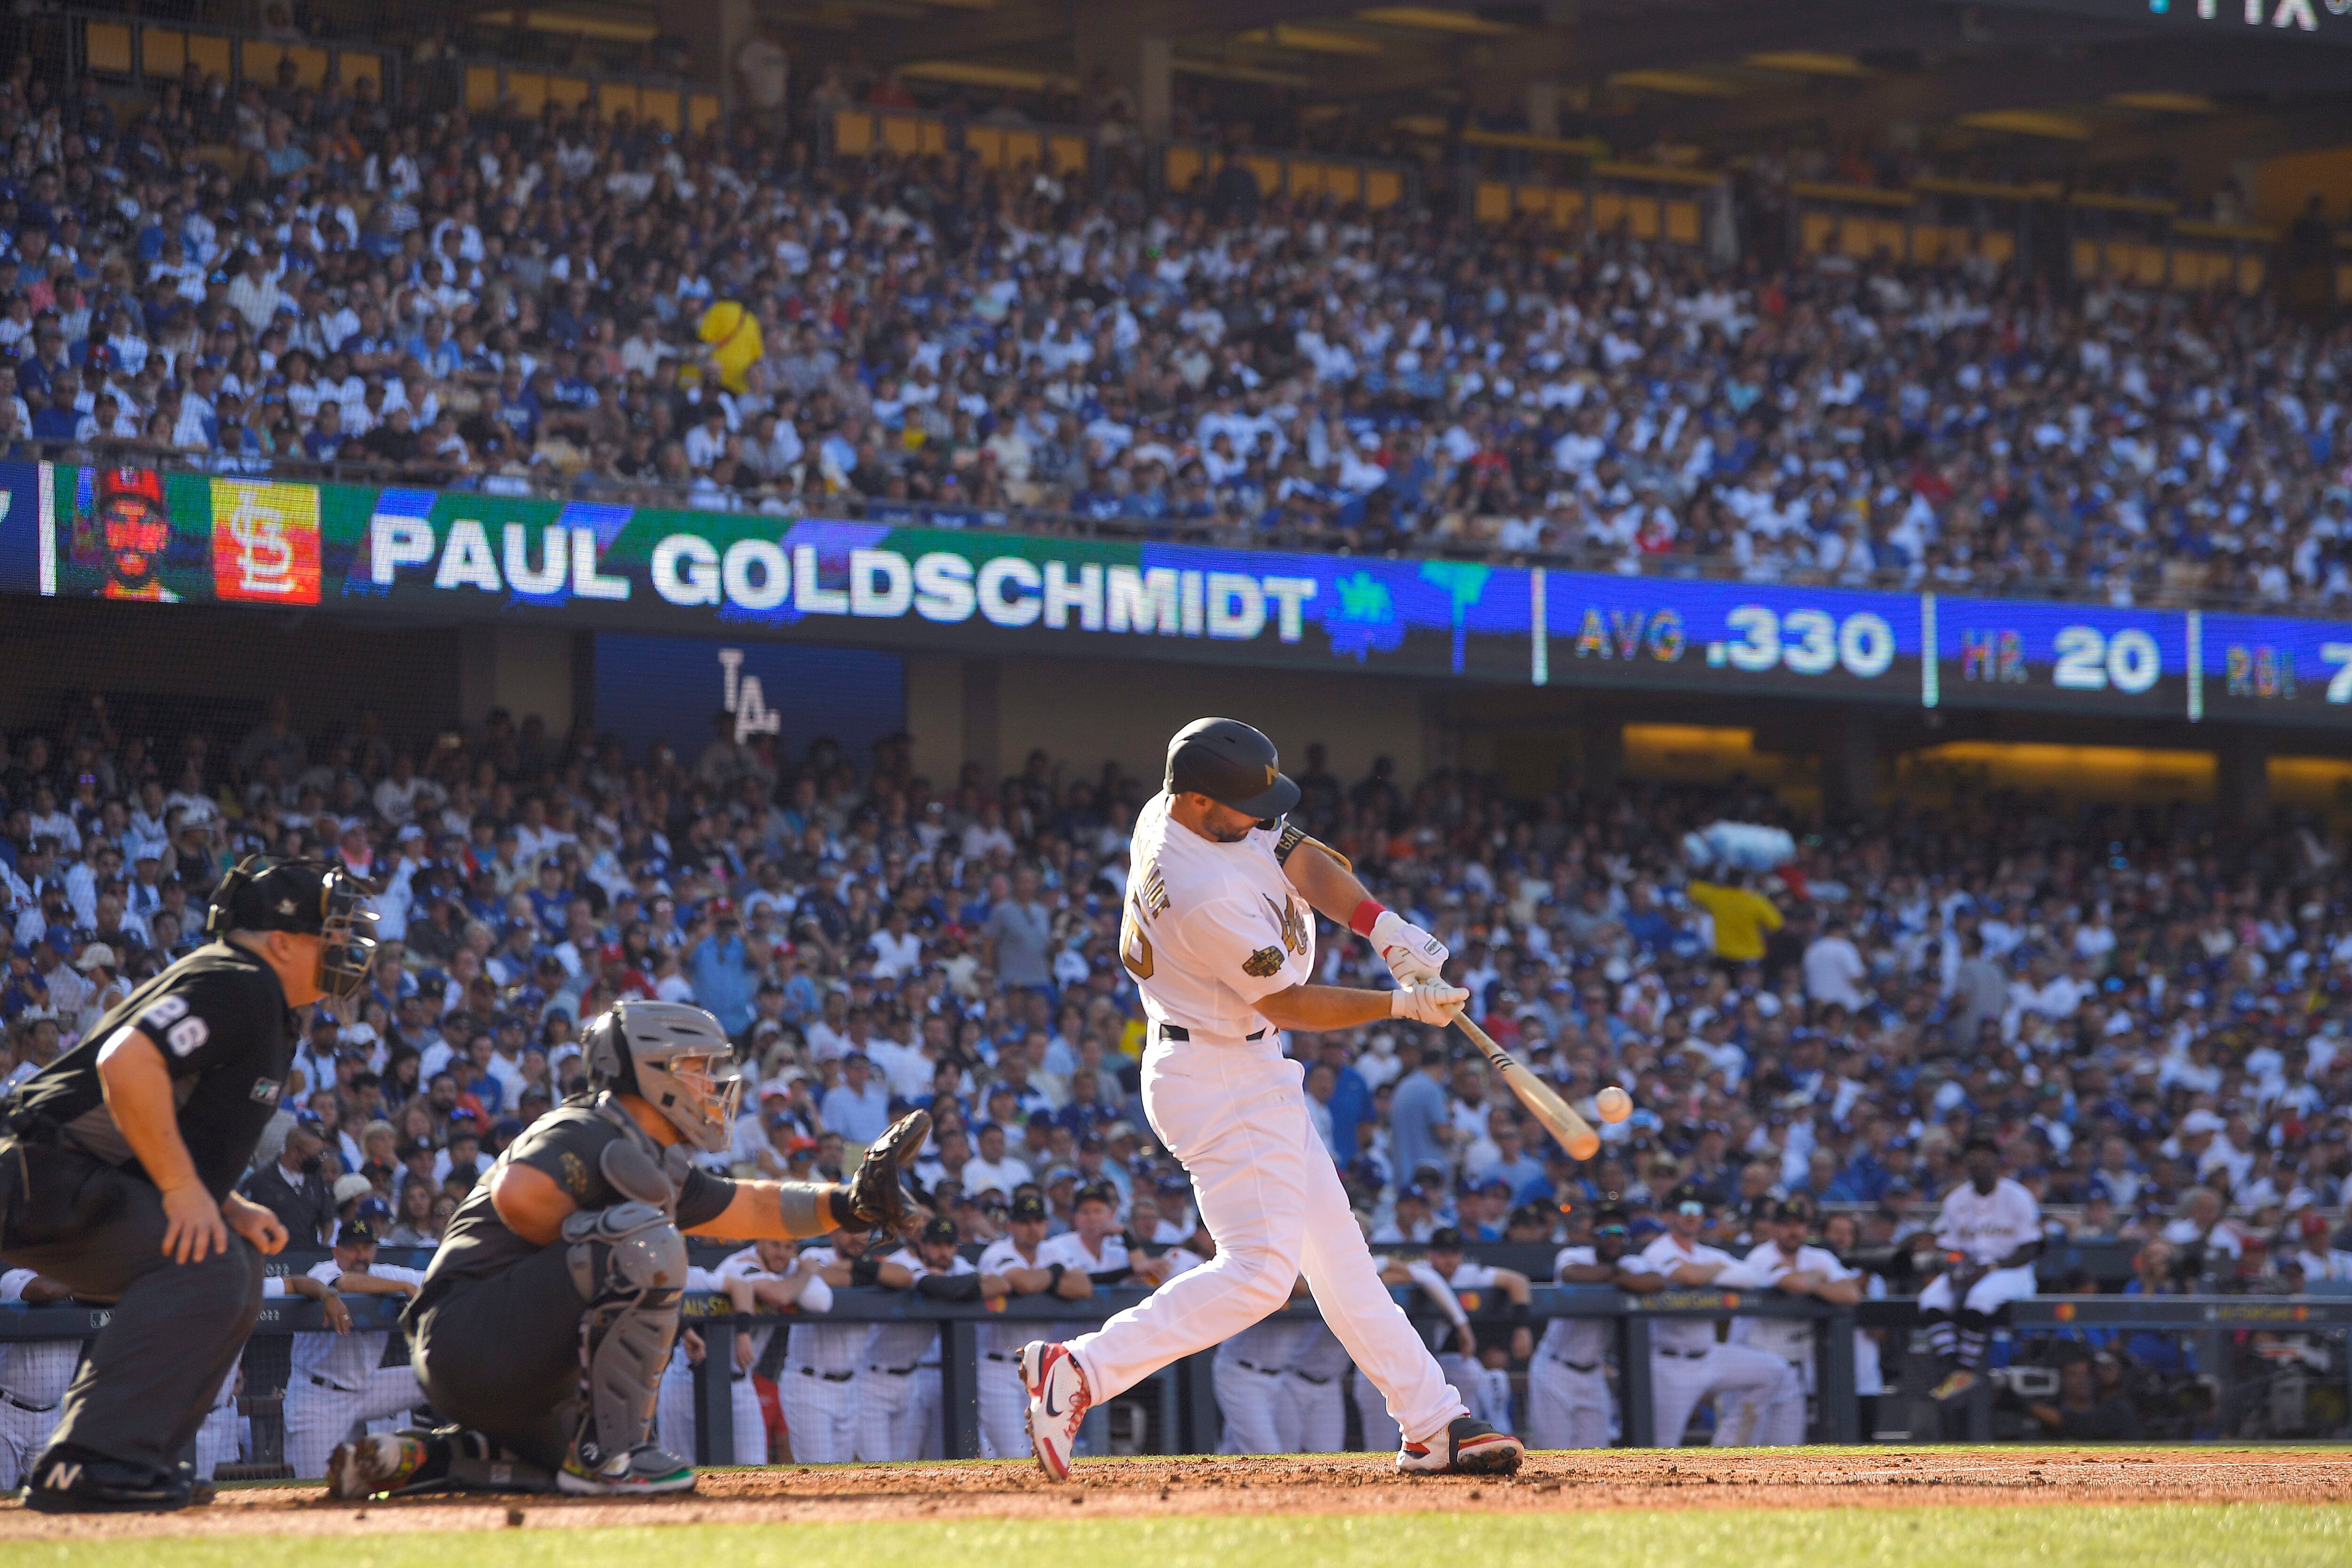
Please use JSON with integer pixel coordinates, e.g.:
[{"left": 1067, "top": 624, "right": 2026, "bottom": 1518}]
[
  {"left": 250, "top": 1077, "right": 282, "bottom": 1105},
  {"left": 1263, "top": 894, "right": 1309, "bottom": 956},
  {"left": 210, "top": 478, "right": 322, "bottom": 604},
  {"left": 1241, "top": 945, "right": 1285, "bottom": 978}
]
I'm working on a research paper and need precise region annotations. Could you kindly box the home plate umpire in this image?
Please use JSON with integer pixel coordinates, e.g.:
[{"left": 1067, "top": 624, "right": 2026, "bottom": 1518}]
[{"left": 0, "top": 855, "right": 375, "bottom": 1513}]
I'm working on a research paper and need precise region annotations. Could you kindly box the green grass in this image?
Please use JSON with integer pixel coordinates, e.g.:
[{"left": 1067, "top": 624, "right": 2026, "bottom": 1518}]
[{"left": 16, "top": 1507, "right": 2352, "bottom": 1568}]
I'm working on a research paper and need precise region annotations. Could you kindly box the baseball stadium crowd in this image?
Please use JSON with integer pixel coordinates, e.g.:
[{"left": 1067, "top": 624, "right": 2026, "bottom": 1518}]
[
  {"left": 5, "top": 53, "right": 2352, "bottom": 612},
  {"left": 4, "top": 688, "right": 2352, "bottom": 1456}
]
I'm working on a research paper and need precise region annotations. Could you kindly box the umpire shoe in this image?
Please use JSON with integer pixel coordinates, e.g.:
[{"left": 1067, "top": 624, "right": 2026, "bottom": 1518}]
[
  {"left": 23, "top": 1447, "right": 198, "bottom": 1513},
  {"left": 557, "top": 1439, "right": 697, "bottom": 1497},
  {"left": 1396, "top": 1418, "right": 1525, "bottom": 1477},
  {"left": 1018, "top": 1340, "right": 1090, "bottom": 1481}
]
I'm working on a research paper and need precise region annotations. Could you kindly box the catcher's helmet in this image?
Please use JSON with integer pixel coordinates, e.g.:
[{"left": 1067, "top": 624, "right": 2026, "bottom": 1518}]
[
  {"left": 1163, "top": 717, "right": 1300, "bottom": 827},
  {"left": 581, "top": 999, "right": 746, "bottom": 1153}
]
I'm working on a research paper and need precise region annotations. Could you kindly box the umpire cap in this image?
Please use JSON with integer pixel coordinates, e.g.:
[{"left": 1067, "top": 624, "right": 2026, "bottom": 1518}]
[{"left": 1165, "top": 718, "right": 1300, "bottom": 826}]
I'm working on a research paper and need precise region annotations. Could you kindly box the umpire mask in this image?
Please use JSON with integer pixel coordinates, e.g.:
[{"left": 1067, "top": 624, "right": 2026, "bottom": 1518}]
[
  {"left": 206, "top": 855, "right": 380, "bottom": 1002},
  {"left": 582, "top": 999, "right": 746, "bottom": 1153}
]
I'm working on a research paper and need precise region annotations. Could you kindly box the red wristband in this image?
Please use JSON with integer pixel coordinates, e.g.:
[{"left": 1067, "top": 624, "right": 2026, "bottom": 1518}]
[{"left": 1349, "top": 899, "right": 1386, "bottom": 937}]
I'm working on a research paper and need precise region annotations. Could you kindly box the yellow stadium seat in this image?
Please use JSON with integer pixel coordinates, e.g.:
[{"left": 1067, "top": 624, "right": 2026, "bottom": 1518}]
[
  {"left": 1365, "top": 168, "right": 1402, "bottom": 209},
  {"left": 85, "top": 21, "right": 133, "bottom": 75},
  {"left": 142, "top": 27, "right": 186, "bottom": 76}
]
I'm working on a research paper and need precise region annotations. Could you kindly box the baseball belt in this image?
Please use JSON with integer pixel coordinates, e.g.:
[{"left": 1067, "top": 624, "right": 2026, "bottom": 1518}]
[
  {"left": 1159, "top": 1024, "right": 1265, "bottom": 1043},
  {"left": 304, "top": 1374, "right": 361, "bottom": 1394},
  {"left": 1657, "top": 1347, "right": 1711, "bottom": 1360},
  {"left": 1233, "top": 1360, "right": 1285, "bottom": 1376},
  {"left": 1292, "top": 1371, "right": 1334, "bottom": 1385},
  {"left": 983, "top": 1352, "right": 1012, "bottom": 1363},
  {"left": 0, "top": 1390, "right": 58, "bottom": 1413},
  {"left": 1542, "top": 1354, "right": 1599, "bottom": 1373},
  {"left": 869, "top": 1364, "right": 922, "bottom": 1377},
  {"left": 796, "top": 1368, "right": 856, "bottom": 1382}
]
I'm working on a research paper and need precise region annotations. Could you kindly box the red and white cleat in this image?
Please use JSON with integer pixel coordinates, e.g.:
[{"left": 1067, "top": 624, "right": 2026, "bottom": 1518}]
[
  {"left": 1396, "top": 1417, "right": 1525, "bottom": 1476},
  {"left": 1018, "top": 1340, "right": 1091, "bottom": 1481}
]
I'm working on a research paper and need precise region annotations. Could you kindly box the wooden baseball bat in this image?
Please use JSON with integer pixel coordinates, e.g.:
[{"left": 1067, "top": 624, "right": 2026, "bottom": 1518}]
[{"left": 1450, "top": 1010, "right": 1601, "bottom": 1161}]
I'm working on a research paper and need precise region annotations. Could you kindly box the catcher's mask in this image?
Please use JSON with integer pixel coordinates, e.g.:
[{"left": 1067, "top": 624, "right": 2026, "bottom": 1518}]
[
  {"left": 582, "top": 999, "right": 746, "bottom": 1153},
  {"left": 205, "top": 855, "right": 379, "bottom": 1002}
]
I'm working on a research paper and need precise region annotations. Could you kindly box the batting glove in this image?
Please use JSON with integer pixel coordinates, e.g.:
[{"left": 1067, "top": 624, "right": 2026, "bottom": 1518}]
[
  {"left": 1369, "top": 910, "right": 1449, "bottom": 985},
  {"left": 1390, "top": 980, "right": 1469, "bottom": 1026}
]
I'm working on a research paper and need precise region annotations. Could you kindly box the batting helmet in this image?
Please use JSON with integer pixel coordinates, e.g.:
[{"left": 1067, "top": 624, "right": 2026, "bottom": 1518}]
[{"left": 1163, "top": 717, "right": 1300, "bottom": 827}]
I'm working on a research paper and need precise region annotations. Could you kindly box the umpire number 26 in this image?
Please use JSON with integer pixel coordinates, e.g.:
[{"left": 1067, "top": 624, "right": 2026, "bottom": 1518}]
[{"left": 141, "top": 995, "right": 210, "bottom": 1056}]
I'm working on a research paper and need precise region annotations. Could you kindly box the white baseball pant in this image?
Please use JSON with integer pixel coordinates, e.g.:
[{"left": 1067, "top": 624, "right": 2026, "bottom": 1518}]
[
  {"left": 1464, "top": 1364, "right": 1514, "bottom": 1433},
  {"left": 1063, "top": 1045, "right": 1466, "bottom": 1446},
  {"left": 1718, "top": 1356, "right": 1808, "bottom": 1447},
  {"left": 1649, "top": 1345, "right": 1802, "bottom": 1448},
  {"left": 779, "top": 1369, "right": 856, "bottom": 1463},
  {"left": 281, "top": 1367, "right": 426, "bottom": 1478},
  {"left": 1916, "top": 1263, "right": 2038, "bottom": 1317},
  {"left": 855, "top": 1366, "right": 931, "bottom": 1462},
  {"left": 658, "top": 1363, "right": 779, "bottom": 1464},
  {"left": 1351, "top": 1365, "right": 1400, "bottom": 1453},
  {"left": 1212, "top": 1351, "right": 1287, "bottom": 1454},
  {"left": 1526, "top": 1353, "right": 1612, "bottom": 1449},
  {"left": 194, "top": 1402, "right": 241, "bottom": 1479},
  {"left": 0, "top": 1396, "right": 60, "bottom": 1488},
  {"left": 1273, "top": 1371, "right": 1346, "bottom": 1452},
  {"left": 977, "top": 1350, "right": 1029, "bottom": 1459}
]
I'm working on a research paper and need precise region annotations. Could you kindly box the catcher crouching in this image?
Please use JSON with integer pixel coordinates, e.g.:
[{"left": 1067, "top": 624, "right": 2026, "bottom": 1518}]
[{"left": 331, "top": 999, "right": 927, "bottom": 1498}]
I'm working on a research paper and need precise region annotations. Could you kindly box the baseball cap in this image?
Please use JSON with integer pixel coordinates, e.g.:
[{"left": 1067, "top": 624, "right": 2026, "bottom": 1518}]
[
  {"left": 1073, "top": 1180, "right": 1117, "bottom": 1210},
  {"left": 2302, "top": 1213, "right": 2332, "bottom": 1238},
  {"left": 73, "top": 942, "right": 116, "bottom": 972},
  {"left": 1668, "top": 1180, "right": 1716, "bottom": 1214},
  {"left": 331, "top": 1173, "right": 374, "bottom": 1205},
  {"left": 1427, "top": 1226, "right": 1465, "bottom": 1250},
  {"left": 920, "top": 1215, "right": 958, "bottom": 1245},
  {"left": 1008, "top": 1192, "right": 1048, "bottom": 1222},
  {"left": 336, "top": 1217, "right": 377, "bottom": 1246}
]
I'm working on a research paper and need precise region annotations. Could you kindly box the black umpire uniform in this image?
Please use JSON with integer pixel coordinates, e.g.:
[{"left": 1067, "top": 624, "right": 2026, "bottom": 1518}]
[{"left": 0, "top": 856, "right": 373, "bottom": 1511}]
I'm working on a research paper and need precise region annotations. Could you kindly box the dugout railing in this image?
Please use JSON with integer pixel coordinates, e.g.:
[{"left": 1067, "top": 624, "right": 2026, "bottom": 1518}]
[{"left": 6, "top": 1289, "right": 2348, "bottom": 1469}]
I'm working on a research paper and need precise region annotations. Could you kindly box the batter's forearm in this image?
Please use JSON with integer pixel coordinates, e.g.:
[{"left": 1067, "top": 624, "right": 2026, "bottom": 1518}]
[{"left": 1253, "top": 983, "right": 1395, "bottom": 1033}]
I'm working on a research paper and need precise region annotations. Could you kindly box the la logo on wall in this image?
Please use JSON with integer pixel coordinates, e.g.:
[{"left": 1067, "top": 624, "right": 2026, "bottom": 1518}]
[{"left": 717, "top": 648, "right": 781, "bottom": 744}]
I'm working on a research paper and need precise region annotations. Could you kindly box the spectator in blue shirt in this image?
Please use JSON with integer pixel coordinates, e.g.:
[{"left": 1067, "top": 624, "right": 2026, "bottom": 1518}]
[
  {"left": 1389, "top": 1048, "right": 1454, "bottom": 1186},
  {"left": 820, "top": 1052, "right": 892, "bottom": 1145},
  {"left": 683, "top": 902, "right": 757, "bottom": 1035}
]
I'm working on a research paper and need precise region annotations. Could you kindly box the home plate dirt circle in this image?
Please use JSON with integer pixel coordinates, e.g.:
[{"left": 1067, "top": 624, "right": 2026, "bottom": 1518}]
[{"left": 1, "top": 1449, "right": 2346, "bottom": 1540}]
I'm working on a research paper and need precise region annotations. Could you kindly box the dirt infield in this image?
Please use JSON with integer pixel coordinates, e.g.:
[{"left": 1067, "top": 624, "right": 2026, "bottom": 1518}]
[{"left": 1, "top": 1448, "right": 2345, "bottom": 1540}]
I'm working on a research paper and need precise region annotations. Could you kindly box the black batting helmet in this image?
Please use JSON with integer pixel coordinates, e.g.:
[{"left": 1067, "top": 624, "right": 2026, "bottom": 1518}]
[{"left": 1164, "top": 717, "right": 1300, "bottom": 827}]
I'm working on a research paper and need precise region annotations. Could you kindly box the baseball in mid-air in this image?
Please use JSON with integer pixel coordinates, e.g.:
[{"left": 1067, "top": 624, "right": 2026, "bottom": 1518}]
[{"left": 1596, "top": 1085, "right": 1634, "bottom": 1124}]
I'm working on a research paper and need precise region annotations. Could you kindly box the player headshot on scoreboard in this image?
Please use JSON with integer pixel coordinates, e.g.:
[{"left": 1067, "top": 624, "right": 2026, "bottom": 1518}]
[{"left": 91, "top": 467, "right": 181, "bottom": 603}]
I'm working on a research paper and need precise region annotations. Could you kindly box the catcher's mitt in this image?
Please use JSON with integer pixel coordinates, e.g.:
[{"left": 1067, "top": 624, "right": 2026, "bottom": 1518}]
[{"left": 842, "top": 1109, "right": 932, "bottom": 1233}]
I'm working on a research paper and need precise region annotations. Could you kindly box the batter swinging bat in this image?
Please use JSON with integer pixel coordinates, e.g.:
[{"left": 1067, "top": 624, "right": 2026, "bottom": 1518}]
[{"left": 1449, "top": 1010, "right": 1602, "bottom": 1161}]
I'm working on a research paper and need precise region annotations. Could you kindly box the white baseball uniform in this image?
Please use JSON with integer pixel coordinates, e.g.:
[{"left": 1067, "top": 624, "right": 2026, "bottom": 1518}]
[
  {"left": 280, "top": 1259, "right": 429, "bottom": 1477},
  {"left": 718, "top": 1249, "right": 806, "bottom": 1464},
  {"left": 0, "top": 1270, "right": 78, "bottom": 1489},
  {"left": 1917, "top": 1178, "right": 2042, "bottom": 1316},
  {"left": 1526, "top": 1246, "right": 1613, "bottom": 1449},
  {"left": 1213, "top": 1315, "right": 1302, "bottom": 1454},
  {"left": 857, "top": 1247, "right": 974, "bottom": 1461},
  {"left": 1721, "top": 1240, "right": 1851, "bottom": 1445},
  {"left": 1058, "top": 792, "right": 1466, "bottom": 1449},
  {"left": 778, "top": 1245, "right": 861, "bottom": 1463},
  {"left": 656, "top": 1268, "right": 711, "bottom": 1461},
  {"left": 1629, "top": 1233, "right": 1800, "bottom": 1447},
  {"left": 1276, "top": 1321, "right": 1350, "bottom": 1452},
  {"left": 974, "top": 1236, "right": 1048, "bottom": 1460},
  {"left": 195, "top": 1363, "right": 242, "bottom": 1479}
]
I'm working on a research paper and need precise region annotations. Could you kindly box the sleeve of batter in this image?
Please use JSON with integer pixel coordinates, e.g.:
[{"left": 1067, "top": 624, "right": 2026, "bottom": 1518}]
[{"left": 1170, "top": 895, "right": 1300, "bottom": 1004}]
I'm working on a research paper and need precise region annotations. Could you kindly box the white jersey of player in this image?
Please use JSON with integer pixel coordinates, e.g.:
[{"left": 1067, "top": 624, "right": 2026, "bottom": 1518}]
[
  {"left": 783, "top": 1246, "right": 862, "bottom": 1377},
  {"left": 290, "top": 1259, "right": 428, "bottom": 1388},
  {"left": 1629, "top": 1234, "right": 1758, "bottom": 1355},
  {"left": 1535, "top": 1247, "right": 1612, "bottom": 1367},
  {"left": 1934, "top": 1178, "right": 2042, "bottom": 1266},
  {"left": 713, "top": 1249, "right": 800, "bottom": 1370},
  {"left": 975, "top": 1236, "right": 1047, "bottom": 1361},
  {"left": 0, "top": 1269, "right": 79, "bottom": 1407},
  {"left": 1121, "top": 791, "right": 1316, "bottom": 1037},
  {"left": 1038, "top": 1229, "right": 1129, "bottom": 1283},
  {"left": 869, "top": 1248, "right": 976, "bottom": 1370},
  {"left": 1732, "top": 1242, "right": 1856, "bottom": 1361}
]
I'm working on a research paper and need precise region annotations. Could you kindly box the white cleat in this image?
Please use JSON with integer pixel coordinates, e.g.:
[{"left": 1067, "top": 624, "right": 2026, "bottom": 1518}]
[{"left": 1018, "top": 1340, "right": 1090, "bottom": 1481}]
